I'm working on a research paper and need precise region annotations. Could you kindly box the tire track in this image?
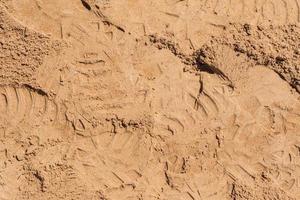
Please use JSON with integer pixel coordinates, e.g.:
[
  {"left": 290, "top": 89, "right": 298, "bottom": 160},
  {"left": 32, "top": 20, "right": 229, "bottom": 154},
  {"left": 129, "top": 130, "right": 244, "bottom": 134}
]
[
  {"left": 296, "top": 0, "right": 300, "bottom": 22},
  {"left": 219, "top": 103, "right": 300, "bottom": 198},
  {"left": 0, "top": 85, "right": 63, "bottom": 128},
  {"left": 200, "top": 0, "right": 299, "bottom": 24}
]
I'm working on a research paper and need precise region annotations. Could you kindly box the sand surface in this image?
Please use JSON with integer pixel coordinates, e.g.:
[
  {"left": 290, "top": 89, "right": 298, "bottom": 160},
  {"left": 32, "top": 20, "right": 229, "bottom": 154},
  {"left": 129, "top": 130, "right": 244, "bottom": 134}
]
[{"left": 0, "top": 0, "right": 300, "bottom": 199}]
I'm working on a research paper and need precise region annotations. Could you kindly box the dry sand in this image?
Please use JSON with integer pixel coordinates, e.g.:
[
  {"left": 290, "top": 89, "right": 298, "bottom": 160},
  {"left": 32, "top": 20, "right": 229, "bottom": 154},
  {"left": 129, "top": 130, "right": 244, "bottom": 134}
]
[{"left": 0, "top": 0, "right": 300, "bottom": 199}]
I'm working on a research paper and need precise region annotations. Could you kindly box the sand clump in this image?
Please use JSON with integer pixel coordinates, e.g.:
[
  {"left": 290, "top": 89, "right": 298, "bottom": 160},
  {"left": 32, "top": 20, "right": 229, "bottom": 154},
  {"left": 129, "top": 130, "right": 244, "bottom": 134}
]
[
  {"left": 0, "top": 6, "right": 61, "bottom": 87},
  {"left": 0, "top": 0, "right": 300, "bottom": 200},
  {"left": 197, "top": 24, "right": 300, "bottom": 93}
]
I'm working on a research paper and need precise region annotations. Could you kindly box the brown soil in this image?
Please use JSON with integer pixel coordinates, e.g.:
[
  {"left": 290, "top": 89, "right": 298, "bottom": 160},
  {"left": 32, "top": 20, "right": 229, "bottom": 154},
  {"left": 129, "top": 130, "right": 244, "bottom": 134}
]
[{"left": 0, "top": 1, "right": 299, "bottom": 200}]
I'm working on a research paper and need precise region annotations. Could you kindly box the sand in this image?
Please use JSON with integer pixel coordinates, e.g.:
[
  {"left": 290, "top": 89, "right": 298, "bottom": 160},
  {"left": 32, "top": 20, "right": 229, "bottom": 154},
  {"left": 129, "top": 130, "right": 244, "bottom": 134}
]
[{"left": 0, "top": 0, "right": 300, "bottom": 199}]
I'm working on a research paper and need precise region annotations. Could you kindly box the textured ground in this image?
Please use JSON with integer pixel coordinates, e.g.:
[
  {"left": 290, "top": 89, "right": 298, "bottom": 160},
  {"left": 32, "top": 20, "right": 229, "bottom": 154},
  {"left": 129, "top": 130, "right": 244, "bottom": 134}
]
[{"left": 0, "top": 0, "right": 300, "bottom": 199}]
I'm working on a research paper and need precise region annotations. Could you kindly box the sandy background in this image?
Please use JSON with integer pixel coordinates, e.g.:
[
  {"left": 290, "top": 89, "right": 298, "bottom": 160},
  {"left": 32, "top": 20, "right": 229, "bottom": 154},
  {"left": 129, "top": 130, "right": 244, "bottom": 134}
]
[{"left": 0, "top": 0, "right": 300, "bottom": 199}]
